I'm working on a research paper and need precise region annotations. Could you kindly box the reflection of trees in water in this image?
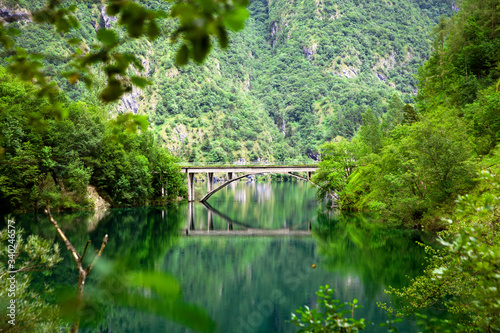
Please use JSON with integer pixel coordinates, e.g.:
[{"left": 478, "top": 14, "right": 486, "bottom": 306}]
[
  {"left": 253, "top": 182, "right": 273, "bottom": 202},
  {"left": 313, "top": 211, "right": 427, "bottom": 296},
  {"left": 162, "top": 237, "right": 327, "bottom": 333},
  {"left": 207, "top": 181, "right": 319, "bottom": 230},
  {"left": 16, "top": 206, "right": 426, "bottom": 332}
]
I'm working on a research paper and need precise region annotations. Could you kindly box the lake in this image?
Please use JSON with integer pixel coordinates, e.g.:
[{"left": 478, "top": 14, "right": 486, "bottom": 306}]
[{"left": 11, "top": 180, "right": 427, "bottom": 332}]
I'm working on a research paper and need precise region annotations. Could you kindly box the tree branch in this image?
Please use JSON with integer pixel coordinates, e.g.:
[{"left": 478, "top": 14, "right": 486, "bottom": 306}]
[
  {"left": 85, "top": 234, "right": 108, "bottom": 274},
  {"left": 80, "top": 240, "right": 91, "bottom": 263},
  {"left": 45, "top": 202, "right": 81, "bottom": 268}
]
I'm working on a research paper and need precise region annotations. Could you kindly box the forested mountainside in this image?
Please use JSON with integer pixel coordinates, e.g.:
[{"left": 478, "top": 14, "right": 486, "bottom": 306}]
[{"left": 1, "top": 0, "right": 454, "bottom": 162}]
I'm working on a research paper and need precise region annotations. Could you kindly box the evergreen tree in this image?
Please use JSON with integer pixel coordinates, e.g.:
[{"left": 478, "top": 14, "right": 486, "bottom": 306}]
[
  {"left": 402, "top": 104, "right": 419, "bottom": 125},
  {"left": 359, "top": 109, "right": 382, "bottom": 154},
  {"left": 382, "top": 93, "right": 405, "bottom": 131}
]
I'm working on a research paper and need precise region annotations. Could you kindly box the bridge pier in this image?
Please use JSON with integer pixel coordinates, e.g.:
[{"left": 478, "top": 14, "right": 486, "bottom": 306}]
[
  {"left": 207, "top": 172, "right": 213, "bottom": 192},
  {"left": 188, "top": 201, "right": 195, "bottom": 231},
  {"left": 188, "top": 172, "right": 195, "bottom": 202},
  {"left": 308, "top": 171, "right": 312, "bottom": 180},
  {"left": 207, "top": 209, "right": 214, "bottom": 230},
  {"left": 227, "top": 172, "right": 233, "bottom": 181}
]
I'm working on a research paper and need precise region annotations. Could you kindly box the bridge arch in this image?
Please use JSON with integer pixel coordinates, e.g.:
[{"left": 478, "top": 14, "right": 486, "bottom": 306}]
[{"left": 200, "top": 171, "right": 320, "bottom": 203}]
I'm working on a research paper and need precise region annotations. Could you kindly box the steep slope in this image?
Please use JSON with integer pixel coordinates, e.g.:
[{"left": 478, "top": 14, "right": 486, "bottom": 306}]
[{"left": 1, "top": 0, "right": 455, "bottom": 161}]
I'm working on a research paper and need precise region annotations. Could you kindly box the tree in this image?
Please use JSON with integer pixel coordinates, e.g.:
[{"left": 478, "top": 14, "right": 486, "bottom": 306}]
[
  {"left": 312, "top": 136, "right": 357, "bottom": 203},
  {"left": 45, "top": 205, "right": 108, "bottom": 333},
  {"left": 359, "top": 109, "right": 382, "bottom": 154},
  {"left": 0, "top": 220, "right": 65, "bottom": 333},
  {"left": 386, "top": 171, "right": 500, "bottom": 332},
  {"left": 382, "top": 93, "right": 404, "bottom": 132},
  {"left": 401, "top": 104, "right": 419, "bottom": 125}
]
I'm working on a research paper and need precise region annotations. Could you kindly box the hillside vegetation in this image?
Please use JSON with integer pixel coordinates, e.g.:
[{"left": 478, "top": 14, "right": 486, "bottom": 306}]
[
  {"left": 313, "top": 0, "right": 500, "bottom": 229},
  {"left": 1, "top": 0, "right": 454, "bottom": 162},
  {"left": 0, "top": 68, "right": 186, "bottom": 212}
]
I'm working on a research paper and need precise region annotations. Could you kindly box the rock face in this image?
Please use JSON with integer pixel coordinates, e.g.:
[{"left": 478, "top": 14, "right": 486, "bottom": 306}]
[
  {"left": 0, "top": 6, "right": 31, "bottom": 23},
  {"left": 101, "top": 5, "right": 116, "bottom": 28},
  {"left": 87, "top": 185, "right": 110, "bottom": 211},
  {"left": 307, "top": 149, "right": 320, "bottom": 161},
  {"left": 117, "top": 85, "right": 142, "bottom": 114}
]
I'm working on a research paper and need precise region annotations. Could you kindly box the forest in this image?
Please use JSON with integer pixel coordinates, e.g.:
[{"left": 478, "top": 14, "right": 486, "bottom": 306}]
[{"left": 1, "top": 0, "right": 454, "bottom": 162}]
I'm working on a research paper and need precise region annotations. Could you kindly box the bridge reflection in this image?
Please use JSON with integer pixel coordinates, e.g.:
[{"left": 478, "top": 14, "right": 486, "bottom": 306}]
[{"left": 184, "top": 201, "right": 312, "bottom": 237}]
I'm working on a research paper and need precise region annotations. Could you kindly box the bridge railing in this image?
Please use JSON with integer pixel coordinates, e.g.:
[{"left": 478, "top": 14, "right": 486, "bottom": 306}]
[{"left": 177, "top": 160, "right": 319, "bottom": 168}]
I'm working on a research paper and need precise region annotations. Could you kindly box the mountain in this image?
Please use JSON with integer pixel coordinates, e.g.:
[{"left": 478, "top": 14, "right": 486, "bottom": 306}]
[{"left": 1, "top": 0, "right": 455, "bottom": 162}]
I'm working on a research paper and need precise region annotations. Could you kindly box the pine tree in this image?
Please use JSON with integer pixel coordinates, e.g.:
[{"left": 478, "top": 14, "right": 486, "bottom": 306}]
[
  {"left": 382, "top": 93, "right": 405, "bottom": 131},
  {"left": 359, "top": 109, "right": 382, "bottom": 154},
  {"left": 402, "top": 104, "right": 419, "bottom": 125}
]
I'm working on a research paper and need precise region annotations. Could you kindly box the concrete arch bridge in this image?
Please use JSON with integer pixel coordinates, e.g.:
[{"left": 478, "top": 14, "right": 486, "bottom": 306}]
[{"left": 180, "top": 165, "right": 319, "bottom": 202}]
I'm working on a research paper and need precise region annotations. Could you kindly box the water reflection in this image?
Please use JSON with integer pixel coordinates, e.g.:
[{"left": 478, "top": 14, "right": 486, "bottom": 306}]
[
  {"left": 154, "top": 197, "right": 427, "bottom": 333},
  {"left": 182, "top": 201, "right": 312, "bottom": 236},
  {"left": 192, "top": 181, "right": 318, "bottom": 231},
  {"left": 10, "top": 181, "right": 427, "bottom": 333}
]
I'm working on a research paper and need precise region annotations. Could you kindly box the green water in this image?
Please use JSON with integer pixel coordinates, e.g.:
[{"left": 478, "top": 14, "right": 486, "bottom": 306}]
[{"left": 12, "top": 181, "right": 427, "bottom": 332}]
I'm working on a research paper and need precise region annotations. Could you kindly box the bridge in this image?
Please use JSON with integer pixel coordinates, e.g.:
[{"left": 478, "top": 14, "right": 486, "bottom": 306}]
[
  {"left": 179, "top": 163, "right": 319, "bottom": 202},
  {"left": 183, "top": 201, "right": 312, "bottom": 237}
]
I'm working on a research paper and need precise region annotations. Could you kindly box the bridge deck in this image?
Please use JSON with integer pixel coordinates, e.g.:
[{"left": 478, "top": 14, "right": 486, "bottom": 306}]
[
  {"left": 181, "top": 166, "right": 318, "bottom": 173},
  {"left": 182, "top": 229, "right": 311, "bottom": 237}
]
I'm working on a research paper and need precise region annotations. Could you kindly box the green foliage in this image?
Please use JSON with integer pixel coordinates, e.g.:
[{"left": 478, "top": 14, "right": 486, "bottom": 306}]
[
  {"left": 342, "top": 107, "right": 474, "bottom": 226},
  {"left": 312, "top": 137, "right": 356, "bottom": 201},
  {"left": 0, "top": 0, "right": 250, "bottom": 104},
  {"left": 0, "top": 221, "right": 66, "bottom": 332},
  {"left": 291, "top": 285, "right": 367, "bottom": 332},
  {"left": 382, "top": 93, "right": 404, "bottom": 132},
  {"left": 465, "top": 85, "right": 500, "bottom": 155},
  {"left": 0, "top": 0, "right": 454, "bottom": 161},
  {"left": 0, "top": 69, "right": 185, "bottom": 211},
  {"left": 359, "top": 109, "right": 382, "bottom": 154},
  {"left": 314, "top": 0, "right": 499, "bottom": 228},
  {"left": 386, "top": 170, "right": 500, "bottom": 332},
  {"left": 401, "top": 104, "right": 419, "bottom": 125},
  {"left": 70, "top": 263, "right": 217, "bottom": 333},
  {"left": 416, "top": 0, "right": 500, "bottom": 112}
]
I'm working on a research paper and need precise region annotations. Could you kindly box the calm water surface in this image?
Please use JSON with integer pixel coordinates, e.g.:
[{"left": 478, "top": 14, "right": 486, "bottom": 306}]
[{"left": 15, "top": 181, "right": 427, "bottom": 332}]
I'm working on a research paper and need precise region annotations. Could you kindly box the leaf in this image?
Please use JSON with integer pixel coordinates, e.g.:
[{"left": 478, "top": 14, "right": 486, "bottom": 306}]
[
  {"left": 67, "top": 37, "right": 81, "bottom": 45},
  {"left": 131, "top": 76, "right": 151, "bottom": 88},
  {"left": 176, "top": 44, "right": 189, "bottom": 66},
  {"left": 217, "top": 26, "right": 229, "bottom": 49},
  {"left": 223, "top": 7, "right": 249, "bottom": 31},
  {"left": 100, "top": 79, "right": 124, "bottom": 102},
  {"left": 147, "top": 20, "right": 160, "bottom": 41},
  {"left": 62, "top": 71, "right": 80, "bottom": 84},
  {"left": 96, "top": 28, "right": 118, "bottom": 47},
  {"left": 126, "top": 271, "right": 181, "bottom": 299},
  {"left": 106, "top": 4, "right": 121, "bottom": 16},
  {"left": 82, "top": 75, "right": 93, "bottom": 89},
  {"left": 192, "top": 35, "right": 211, "bottom": 63},
  {"left": 132, "top": 115, "right": 149, "bottom": 131},
  {"left": 113, "top": 292, "right": 216, "bottom": 333}
]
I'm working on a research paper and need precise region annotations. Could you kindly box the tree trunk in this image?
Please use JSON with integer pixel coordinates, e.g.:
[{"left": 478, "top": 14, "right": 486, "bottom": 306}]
[{"left": 71, "top": 270, "right": 87, "bottom": 333}]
